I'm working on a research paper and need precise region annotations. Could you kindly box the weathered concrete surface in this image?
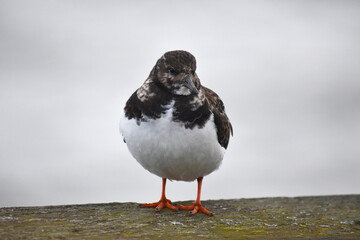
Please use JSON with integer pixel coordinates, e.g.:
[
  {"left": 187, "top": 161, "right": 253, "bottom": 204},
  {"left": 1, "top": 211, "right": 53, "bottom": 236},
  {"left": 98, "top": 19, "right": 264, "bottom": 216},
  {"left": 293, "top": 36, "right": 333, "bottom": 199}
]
[{"left": 1, "top": 195, "right": 359, "bottom": 239}]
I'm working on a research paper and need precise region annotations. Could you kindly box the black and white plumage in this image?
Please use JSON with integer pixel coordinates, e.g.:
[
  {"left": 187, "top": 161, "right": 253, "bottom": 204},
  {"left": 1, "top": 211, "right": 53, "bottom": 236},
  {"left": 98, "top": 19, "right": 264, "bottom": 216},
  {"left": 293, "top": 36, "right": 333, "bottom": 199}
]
[{"left": 120, "top": 50, "right": 232, "bottom": 215}]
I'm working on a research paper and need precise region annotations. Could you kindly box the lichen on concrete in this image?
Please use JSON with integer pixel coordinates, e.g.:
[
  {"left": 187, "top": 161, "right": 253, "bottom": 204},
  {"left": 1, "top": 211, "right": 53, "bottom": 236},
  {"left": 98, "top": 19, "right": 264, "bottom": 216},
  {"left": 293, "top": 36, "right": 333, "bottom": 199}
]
[{"left": 1, "top": 195, "right": 359, "bottom": 239}]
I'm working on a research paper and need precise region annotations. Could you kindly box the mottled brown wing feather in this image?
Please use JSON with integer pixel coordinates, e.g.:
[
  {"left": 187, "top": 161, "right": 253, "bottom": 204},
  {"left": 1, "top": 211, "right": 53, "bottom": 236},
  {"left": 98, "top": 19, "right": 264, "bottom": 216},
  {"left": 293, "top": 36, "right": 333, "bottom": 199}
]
[{"left": 203, "top": 86, "right": 233, "bottom": 149}]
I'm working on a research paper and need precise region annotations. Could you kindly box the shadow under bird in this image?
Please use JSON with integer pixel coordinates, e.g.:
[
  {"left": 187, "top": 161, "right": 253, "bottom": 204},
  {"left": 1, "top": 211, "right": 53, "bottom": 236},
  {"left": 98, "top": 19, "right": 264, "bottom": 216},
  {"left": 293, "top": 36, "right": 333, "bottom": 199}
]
[{"left": 120, "top": 50, "right": 233, "bottom": 216}]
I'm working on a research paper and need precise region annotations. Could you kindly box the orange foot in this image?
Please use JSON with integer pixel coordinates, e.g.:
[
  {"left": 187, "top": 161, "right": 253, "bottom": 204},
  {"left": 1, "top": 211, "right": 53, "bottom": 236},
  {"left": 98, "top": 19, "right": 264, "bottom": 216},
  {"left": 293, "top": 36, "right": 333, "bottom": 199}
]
[
  {"left": 178, "top": 201, "right": 213, "bottom": 216},
  {"left": 140, "top": 198, "right": 178, "bottom": 212},
  {"left": 178, "top": 177, "right": 213, "bottom": 216},
  {"left": 140, "top": 178, "right": 178, "bottom": 212}
]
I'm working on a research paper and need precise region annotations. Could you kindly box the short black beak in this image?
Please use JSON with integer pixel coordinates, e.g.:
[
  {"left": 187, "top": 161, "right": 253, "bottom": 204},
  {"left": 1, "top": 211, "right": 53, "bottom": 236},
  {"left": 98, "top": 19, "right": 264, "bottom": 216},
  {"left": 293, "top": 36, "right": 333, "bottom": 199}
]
[{"left": 182, "top": 75, "right": 199, "bottom": 94}]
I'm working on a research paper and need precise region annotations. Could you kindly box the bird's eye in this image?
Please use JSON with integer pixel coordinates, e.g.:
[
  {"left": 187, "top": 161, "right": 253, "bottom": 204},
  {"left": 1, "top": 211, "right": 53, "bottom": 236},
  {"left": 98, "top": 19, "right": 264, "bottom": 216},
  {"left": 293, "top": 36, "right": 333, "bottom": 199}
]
[{"left": 168, "top": 68, "right": 176, "bottom": 75}]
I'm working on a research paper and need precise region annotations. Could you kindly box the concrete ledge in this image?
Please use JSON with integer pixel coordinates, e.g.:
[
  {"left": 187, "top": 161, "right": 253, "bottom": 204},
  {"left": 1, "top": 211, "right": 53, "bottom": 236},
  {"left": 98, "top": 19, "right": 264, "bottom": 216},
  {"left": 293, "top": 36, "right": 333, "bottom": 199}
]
[{"left": 1, "top": 195, "right": 360, "bottom": 239}]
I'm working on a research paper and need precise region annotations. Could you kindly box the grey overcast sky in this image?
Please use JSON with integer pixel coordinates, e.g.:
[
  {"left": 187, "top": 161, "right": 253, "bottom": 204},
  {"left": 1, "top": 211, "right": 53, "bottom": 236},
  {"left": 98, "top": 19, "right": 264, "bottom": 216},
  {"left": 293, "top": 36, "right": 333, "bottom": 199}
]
[{"left": 1, "top": 0, "right": 359, "bottom": 207}]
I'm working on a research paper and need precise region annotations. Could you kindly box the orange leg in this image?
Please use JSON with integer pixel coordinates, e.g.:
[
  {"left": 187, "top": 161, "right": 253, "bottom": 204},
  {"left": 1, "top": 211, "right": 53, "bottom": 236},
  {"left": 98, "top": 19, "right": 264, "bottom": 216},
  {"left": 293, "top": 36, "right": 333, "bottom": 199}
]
[
  {"left": 140, "top": 178, "right": 178, "bottom": 212},
  {"left": 178, "top": 177, "right": 213, "bottom": 216}
]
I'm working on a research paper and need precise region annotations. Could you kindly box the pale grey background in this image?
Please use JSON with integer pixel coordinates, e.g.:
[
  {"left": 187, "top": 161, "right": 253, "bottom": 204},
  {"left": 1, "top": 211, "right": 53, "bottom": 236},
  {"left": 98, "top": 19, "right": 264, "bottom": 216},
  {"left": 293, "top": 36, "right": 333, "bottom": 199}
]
[{"left": 1, "top": 1, "right": 359, "bottom": 207}]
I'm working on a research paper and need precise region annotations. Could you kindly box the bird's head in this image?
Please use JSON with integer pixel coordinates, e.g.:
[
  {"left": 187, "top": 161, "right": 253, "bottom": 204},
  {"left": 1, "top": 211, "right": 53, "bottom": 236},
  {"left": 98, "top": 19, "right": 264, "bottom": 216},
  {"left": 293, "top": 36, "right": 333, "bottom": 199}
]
[{"left": 152, "top": 50, "right": 200, "bottom": 96}]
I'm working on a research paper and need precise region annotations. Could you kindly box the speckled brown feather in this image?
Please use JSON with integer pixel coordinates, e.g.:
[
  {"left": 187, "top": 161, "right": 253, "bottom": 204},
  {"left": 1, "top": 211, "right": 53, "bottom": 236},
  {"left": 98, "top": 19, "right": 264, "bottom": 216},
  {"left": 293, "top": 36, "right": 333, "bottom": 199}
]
[
  {"left": 202, "top": 86, "right": 233, "bottom": 149},
  {"left": 124, "top": 50, "right": 232, "bottom": 149}
]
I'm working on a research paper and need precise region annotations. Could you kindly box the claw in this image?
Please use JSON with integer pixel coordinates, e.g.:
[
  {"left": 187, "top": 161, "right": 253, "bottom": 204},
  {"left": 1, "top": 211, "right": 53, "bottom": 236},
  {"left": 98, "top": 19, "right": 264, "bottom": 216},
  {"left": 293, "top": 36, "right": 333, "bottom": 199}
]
[
  {"left": 178, "top": 177, "right": 213, "bottom": 216},
  {"left": 178, "top": 202, "right": 213, "bottom": 216},
  {"left": 141, "top": 198, "right": 178, "bottom": 212},
  {"left": 140, "top": 178, "right": 178, "bottom": 212}
]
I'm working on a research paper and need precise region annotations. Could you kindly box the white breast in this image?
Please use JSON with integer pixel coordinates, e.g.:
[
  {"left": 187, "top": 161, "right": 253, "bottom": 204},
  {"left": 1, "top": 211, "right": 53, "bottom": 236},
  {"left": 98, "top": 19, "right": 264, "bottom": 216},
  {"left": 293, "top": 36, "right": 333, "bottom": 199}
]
[{"left": 119, "top": 101, "right": 225, "bottom": 181}]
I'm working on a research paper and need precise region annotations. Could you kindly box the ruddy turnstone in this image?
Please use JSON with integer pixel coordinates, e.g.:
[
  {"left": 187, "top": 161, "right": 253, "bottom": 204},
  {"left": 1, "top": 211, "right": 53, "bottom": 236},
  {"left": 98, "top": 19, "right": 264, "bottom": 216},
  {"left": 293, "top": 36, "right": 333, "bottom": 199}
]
[{"left": 120, "top": 50, "right": 232, "bottom": 216}]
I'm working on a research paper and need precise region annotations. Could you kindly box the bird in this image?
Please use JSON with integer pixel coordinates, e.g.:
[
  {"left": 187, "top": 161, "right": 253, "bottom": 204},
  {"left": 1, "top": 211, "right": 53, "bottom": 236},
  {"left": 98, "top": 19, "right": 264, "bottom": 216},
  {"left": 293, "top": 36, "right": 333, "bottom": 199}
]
[{"left": 119, "top": 50, "right": 232, "bottom": 216}]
